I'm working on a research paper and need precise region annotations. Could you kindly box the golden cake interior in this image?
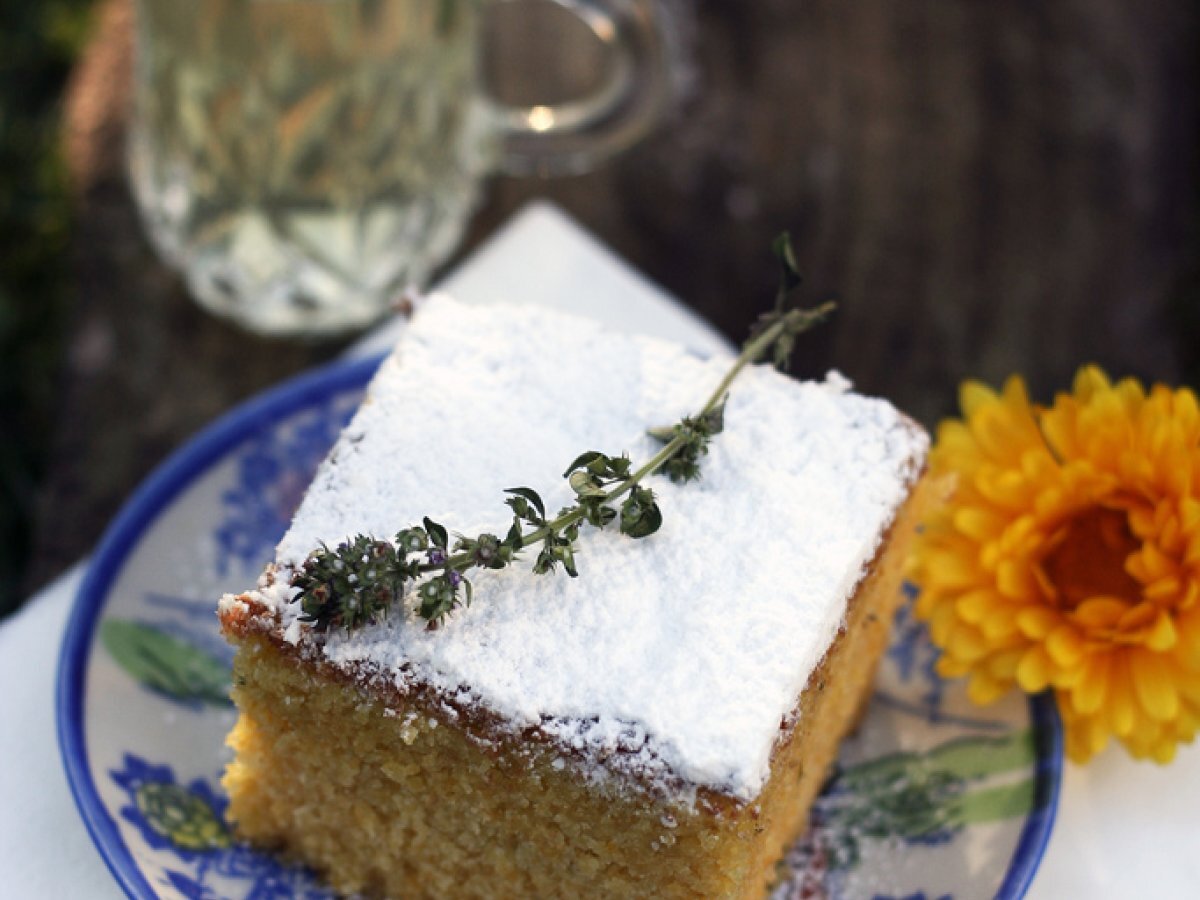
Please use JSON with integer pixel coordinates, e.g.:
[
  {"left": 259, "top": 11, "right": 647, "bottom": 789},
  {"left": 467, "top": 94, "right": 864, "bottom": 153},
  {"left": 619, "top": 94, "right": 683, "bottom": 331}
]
[{"left": 220, "top": 477, "right": 931, "bottom": 899}]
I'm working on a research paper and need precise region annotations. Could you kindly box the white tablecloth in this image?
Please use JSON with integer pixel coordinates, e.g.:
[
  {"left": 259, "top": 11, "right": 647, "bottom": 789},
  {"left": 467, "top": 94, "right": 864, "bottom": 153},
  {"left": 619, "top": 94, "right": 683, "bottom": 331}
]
[{"left": 3, "top": 203, "right": 1196, "bottom": 898}]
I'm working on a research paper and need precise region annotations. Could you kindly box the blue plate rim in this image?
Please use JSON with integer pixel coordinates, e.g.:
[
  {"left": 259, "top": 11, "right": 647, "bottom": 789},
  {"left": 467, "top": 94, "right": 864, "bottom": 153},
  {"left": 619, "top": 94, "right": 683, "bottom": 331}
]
[
  {"left": 56, "top": 353, "right": 384, "bottom": 900},
  {"left": 56, "top": 351, "right": 1063, "bottom": 900},
  {"left": 1000, "top": 691, "right": 1063, "bottom": 897}
]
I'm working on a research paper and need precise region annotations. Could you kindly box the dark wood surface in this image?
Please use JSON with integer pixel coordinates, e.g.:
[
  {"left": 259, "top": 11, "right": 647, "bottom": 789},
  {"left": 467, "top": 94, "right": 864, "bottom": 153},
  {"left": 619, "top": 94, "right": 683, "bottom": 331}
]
[{"left": 28, "top": 0, "right": 1199, "bottom": 593}]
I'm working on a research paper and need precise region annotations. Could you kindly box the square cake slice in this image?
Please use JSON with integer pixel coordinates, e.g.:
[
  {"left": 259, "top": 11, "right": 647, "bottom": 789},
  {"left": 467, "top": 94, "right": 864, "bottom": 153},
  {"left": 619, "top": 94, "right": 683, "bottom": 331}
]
[{"left": 218, "top": 296, "right": 930, "bottom": 898}]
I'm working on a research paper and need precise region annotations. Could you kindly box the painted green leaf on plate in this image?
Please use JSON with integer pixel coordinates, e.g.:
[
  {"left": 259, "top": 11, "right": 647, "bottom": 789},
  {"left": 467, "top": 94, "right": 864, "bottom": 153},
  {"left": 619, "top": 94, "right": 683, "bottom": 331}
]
[
  {"left": 816, "top": 728, "right": 1040, "bottom": 870},
  {"left": 101, "top": 619, "right": 231, "bottom": 707}
]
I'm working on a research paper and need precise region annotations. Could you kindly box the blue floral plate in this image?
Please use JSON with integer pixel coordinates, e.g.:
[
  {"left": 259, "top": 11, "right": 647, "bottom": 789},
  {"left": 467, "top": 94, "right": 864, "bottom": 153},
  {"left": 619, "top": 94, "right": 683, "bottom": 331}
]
[{"left": 58, "top": 353, "right": 1061, "bottom": 900}]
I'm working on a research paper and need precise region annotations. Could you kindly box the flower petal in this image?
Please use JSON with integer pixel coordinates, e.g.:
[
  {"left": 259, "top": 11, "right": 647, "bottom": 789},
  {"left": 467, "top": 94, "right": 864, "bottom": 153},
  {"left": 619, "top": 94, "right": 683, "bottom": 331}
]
[
  {"left": 1072, "top": 597, "right": 1130, "bottom": 630},
  {"left": 1071, "top": 654, "right": 1110, "bottom": 715},
  {"left": 1108, "top": 657, "right": 1138, "bottom": 736},
  {"left": 953, "top": 507, "right": 1006, "bottom": 542},
  {"left": 921, "top": 549, "right": 982, "bottom": 591},
  {"left": 955, "top": 589, "right": 997, "bottom": 624},
  {"left": 987, "top": 648, "right": 1024, "bottom": 681},
  {"left": 996, "top": 559, "right": 1038, "bottom": 601},
  {"left": 1017, "top": 646, "right": 1054, "bottom": 692},
  {"left": 1073, "top": 365, "right": 1112, "bottom": 401},
  {"left": 960, "top": 380, "right": 1000, "bottom": 418},
  {"left": 947, "top": 623, "right": 990, "bottom": 663},
  {"left": 1017, "top": 606, "right": 1060, "bottom": 640},
  {"left": 981, "top": 606, "right": 1020, "bottom": 642},
  {"left": 1152, "top": 742, "right": 1177, "bottom": 764},
  {"left": 1117, "top": 602, "right": 1159, "bottom": 635},
  {"left": 967, "top": 671, "right": 1009, "bottom": 705},
  {"left": 1131, "top": 650, "right": 1180, "bottom": 722},
  {"left": 1144, "top": 612, "right": 1178, "bottom": 653},
  {"left": 1046, "top": 625, "right": 1086, "bottom": 668}
]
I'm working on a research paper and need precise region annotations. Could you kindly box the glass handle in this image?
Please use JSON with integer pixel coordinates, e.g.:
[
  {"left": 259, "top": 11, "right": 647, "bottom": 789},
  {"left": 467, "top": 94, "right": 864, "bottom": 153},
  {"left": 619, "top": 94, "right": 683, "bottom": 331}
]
[{"left": 486, "top": 0, "right": 675, "bottom": 176}]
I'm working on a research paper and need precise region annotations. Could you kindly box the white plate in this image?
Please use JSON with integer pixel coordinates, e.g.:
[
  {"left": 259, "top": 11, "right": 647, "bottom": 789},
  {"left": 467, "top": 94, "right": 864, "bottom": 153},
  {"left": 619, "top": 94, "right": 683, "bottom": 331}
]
[{"left": 58, "top": 351, "right": 1061, "bottom": 899}]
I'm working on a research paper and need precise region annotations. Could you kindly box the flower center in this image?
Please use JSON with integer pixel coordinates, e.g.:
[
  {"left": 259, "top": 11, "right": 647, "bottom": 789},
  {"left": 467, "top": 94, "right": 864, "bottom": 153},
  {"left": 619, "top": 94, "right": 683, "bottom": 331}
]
[{"left": 1041, "top": 506, "right": 1142, "bottom": 609}]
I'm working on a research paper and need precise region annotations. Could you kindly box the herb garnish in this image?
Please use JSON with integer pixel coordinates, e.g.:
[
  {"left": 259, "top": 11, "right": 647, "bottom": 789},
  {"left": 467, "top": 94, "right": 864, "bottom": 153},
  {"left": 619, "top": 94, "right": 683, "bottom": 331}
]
[{"left": 291, "top": 235, "right": 835, "bottom": 631}]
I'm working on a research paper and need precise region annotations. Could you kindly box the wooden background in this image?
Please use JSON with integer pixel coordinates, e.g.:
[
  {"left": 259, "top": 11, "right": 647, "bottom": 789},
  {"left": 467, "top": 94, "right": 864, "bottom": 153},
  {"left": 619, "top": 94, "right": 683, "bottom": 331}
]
[{"left": 29, "top": 0, "right": 1199, "bottom": 591}]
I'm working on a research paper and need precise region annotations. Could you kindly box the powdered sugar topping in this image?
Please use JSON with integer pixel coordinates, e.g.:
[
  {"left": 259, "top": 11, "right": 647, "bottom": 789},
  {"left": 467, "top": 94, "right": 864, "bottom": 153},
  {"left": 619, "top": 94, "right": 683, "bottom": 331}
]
[{"left": 248, "top": 296, "right": 927, "bottom": 802}]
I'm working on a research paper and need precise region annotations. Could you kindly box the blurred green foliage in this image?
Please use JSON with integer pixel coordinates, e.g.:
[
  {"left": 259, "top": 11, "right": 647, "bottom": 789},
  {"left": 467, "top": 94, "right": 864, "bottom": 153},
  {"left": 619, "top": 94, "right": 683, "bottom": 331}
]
[{"left": 0, "top": 0, "right": 96, "bottom": 616}]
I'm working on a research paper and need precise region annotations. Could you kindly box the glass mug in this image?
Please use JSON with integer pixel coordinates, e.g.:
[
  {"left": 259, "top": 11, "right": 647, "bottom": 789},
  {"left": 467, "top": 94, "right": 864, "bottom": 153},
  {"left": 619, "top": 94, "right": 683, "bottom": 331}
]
[{"left": 129, "top": 0, "right": 673, "bottom": 337}]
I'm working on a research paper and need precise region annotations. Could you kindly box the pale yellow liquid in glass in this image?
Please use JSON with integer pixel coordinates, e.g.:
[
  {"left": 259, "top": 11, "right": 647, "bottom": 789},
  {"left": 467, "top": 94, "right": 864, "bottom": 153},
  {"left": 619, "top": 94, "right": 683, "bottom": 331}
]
[{"left": 130, "top": 0, "right": 492, "bottom": 335}]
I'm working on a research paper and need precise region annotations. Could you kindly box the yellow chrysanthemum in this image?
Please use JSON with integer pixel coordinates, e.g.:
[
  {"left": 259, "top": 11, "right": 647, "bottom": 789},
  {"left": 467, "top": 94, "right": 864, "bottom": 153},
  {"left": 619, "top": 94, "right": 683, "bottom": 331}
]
[{"left": 909, "top": 365, "right": 1200, "bottom": 764}]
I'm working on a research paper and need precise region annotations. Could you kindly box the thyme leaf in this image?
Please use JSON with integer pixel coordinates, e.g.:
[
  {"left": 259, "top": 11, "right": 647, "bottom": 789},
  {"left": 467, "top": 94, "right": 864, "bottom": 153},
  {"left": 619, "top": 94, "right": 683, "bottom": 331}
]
[{"left": 290, "top": 236, "right": 835, "bottom": 630}]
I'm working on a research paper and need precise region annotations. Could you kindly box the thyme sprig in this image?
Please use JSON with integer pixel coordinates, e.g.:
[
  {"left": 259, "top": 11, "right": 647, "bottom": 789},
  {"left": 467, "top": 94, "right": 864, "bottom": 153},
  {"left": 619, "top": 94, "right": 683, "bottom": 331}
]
[{"left": 291, "top": 235, "right": 835, "bottom": 631}]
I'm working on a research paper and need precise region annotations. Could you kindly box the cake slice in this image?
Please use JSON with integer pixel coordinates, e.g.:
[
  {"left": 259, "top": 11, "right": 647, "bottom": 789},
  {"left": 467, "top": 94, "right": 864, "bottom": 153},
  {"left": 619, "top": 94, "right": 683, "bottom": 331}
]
[{"left": 218, "top": 296, "right": 929, "bottom": 898}]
